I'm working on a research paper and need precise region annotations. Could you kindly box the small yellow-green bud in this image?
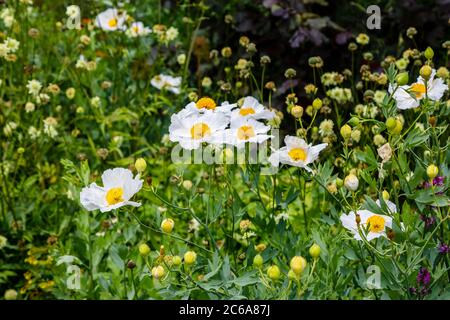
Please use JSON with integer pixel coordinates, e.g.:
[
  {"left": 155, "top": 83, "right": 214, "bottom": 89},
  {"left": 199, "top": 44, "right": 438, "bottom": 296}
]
[
  {"left": 267, "top": 265, "right": 281, "bottom": 280},
  {"left": 340, "top": 124, "right": 352, "bottom": 139},
  {"left": 426, "top": 164, "right": 439, "bottom": 179},
  {"left": 312, "top": 98, "right": 322, "bottom": 110},
  {"left": 134, "top": 158, "right": 147, "bottom": 172},
  {"left": 291, "top": 105, "right": 303, "bottom": 118},
  {"left": 161, "top": 218, "right": 174, "bottom": 233},
  {"left": 4, "top": 289, "right": 18, "bottom": 300},
  {"left": 385, "top": 117, "right": 397, "bottom": 131},
  {"left": 151, "top": 265, "right": 165, "bottom": 279},
  {"left": 253, "top": 254, "right": 264, "bottom": 268},
  {"left": 420, "top": 65, "right": 432, "bottom": 79},
  {"left": 424, "top": 47, "right": 434, "bottom": 60},
  {"left": 395, "top": 72, "right": 409, "bottom": 86},
  {"left": 172, "top": 255, "right": 182, "bottom": 266},
  {"left": 391, "top": 119, "right": 403, "bottom": 135},
  {"left": 382, "top": 190, "right": 390, "bottom": 200},
  {"left": 309, "top": 244, "right": 321, "bottom": 259},
  {"left": 348, "top": 117, "right": 360, "bottom": 127},
  {"left": 184, "top": 251, "right": 197, "bottom": 265},
  {"left": 139, "top": 243, "right": 151, "bottom": 256},
  {"left": 290, "top": 256, "right": 307, "bottom": 275}
]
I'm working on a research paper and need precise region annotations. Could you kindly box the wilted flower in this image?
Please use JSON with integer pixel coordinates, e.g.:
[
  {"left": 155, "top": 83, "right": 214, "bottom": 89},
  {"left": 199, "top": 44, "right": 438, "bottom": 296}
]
[{"left": 377, "top": 143, "right": 392, "bottom": 163}]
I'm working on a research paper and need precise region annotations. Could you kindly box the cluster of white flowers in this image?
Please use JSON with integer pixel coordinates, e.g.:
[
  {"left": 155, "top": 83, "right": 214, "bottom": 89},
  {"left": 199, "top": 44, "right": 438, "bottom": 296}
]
[
  {"left": 169, "top": 96, "right": 274, "bottom": 150},
  {"left": 168, "top": 96, "right": 328, "bottom": 171},
  {"left": 94, "top": 8, "right": 152, "bottom": 38},
  {"left": 0, "top": 37, "right": 20, "bottom": 59}
]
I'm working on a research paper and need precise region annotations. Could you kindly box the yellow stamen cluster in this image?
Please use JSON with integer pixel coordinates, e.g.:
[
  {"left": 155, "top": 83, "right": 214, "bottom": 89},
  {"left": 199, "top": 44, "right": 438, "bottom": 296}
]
[
  {"left": 288, "top": 148, "right": 307, "bottom": 161},
  {"left": 367, "top": 215, "right": 385, "bottom": 233},
  {"left": 237, "top": 125, "right": 255, "bottom": 140},
  {"left": 190, "top": 123, "right": 211, "bottom": 139},
  {"left": 196, "top": 97, "right": 216, "bottom": 110},
  {"left": 106, "top": 187, "right": 124, "bottom": 205},
  {"left": 410, "top": 83, "right": 426, "bottom": 99},
  {"left": 108, "top": 18, "right": 118, "bottom": 28},
  {"left": 239, "top": 107, "right": 255, "bottom": 116}
]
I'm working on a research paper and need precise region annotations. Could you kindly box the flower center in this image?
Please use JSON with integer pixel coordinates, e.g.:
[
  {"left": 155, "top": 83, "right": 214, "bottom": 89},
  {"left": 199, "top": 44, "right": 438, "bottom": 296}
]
[
  {"left": 196, "top": 97, "right": 216, "bottom": 110},
  {"left": 106, "top": 187, "right": 124, "bottom": 205},
  {"left": 132, "top": 26, "right": 139, "bottom": 33},
  {"left": 366, "top": 215, "right": 385, "bottom": 233},
  {"left": 239, "top": 108, "right": 255, "bottom": 116},
  {"left": 288, "top": 148, "right": 307, "bottom": 161},
  {"left": 190, "top": 123, "right": 211, "bottom": 140},
  {"left": 410, "top": 83, "right": 426, "bottom": 99},
  {"left": 108, "top": 18, "right": 118, "bottom": 28},
  {"left": 237, "top": 125, "right": 255, "bottom": 141}
]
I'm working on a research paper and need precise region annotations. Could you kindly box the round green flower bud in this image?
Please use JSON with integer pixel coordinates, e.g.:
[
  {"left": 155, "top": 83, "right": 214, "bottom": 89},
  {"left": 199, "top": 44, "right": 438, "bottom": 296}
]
[
  {"left": 385, "top": 117, "right": 397, "bottom": 131},
  {"left": 290, "top": 256, "right": 307, "bottom": 275},
  {"left": 424, "top": 47, "right": 434, "bottom": 60},
  {"left": 395, "top": 72, "right": 409, "bottom": 86},
  {"left": 161, "top": 218, "right": 175, "bottom": 233},
  {"left": 139, "top": 243, "right": 151, "bottom": 256},
  {"left": 184, "top": 251, "right": 197, "bottom": 265},
  {"left": 253, "top": 254, "right": 264, "bottom": 268},
  {"left": 309, "top": 243, "right": 321, "bottom": 259},
  {"left": 348, "top": 117, "right": 360, "bottom": 127},
  {"left": 419, "top": 65, "right": 432, "bottom": 80},
  {"left": 134, "top": 158, "right": 147, "bottom": 173},
  {"left": 4, "top": 289, "right": 17, "bottom": 300},
  {"left": 426, "top": 164, "right": 439, "bottom": 179},
  {"left": 340, "top": 124, "right": 352, "bottom": 139},
  {"left": 172, "top": 255, "right": 182, "bottom": 266},
  {"left": 267, "top": 265, "right": 281, "bottom": 280},
  {"left": 312, "top": 98, "right": 322, "bottom": 110}
]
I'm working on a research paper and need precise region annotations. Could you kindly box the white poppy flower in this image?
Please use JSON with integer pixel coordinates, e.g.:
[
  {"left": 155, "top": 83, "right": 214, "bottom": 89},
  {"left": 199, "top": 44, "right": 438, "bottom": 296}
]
[
  {"left": 389, "top": 69, "right": 448, "bottom": 110},
  {"left": 80, "top": 168, "right": 143, "bottom": 212},
  {"left": 151, "top": 74, "right": 181, "bottom": 94},
  {"left": 95, "top": 8, "right": 127, "bottom": 31},
  {"left": 169, "top": 110, "right": 229, "bottom": 150},
  {"left": 126, "top": 21, "right": 151, "bottom": 37},
  {"left": 340, "top": 208, "right": 393, "bottom": 241},
  {"left": 230, "top": 96, "right": 275, "bottom": 121},
  {"left": 268, "top": 136, "right": 327, "bottom": 172},
  {"left": 219, "top": 118, "right": 272, "bottom": 149}
]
